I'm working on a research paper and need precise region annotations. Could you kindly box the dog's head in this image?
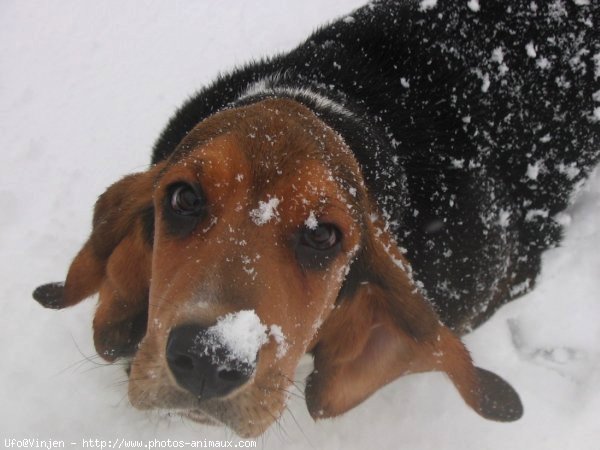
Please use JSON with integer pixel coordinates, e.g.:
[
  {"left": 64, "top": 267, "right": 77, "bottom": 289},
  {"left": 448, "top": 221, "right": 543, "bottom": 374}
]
[{"left": 34, "top": 98, "right": 522, "bottom": 437}]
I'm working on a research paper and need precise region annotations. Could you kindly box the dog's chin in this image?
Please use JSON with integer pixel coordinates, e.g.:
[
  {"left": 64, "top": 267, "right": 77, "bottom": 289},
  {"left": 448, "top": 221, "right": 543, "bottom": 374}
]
[
  {"left": 189, "top": 390, "right": 286, "bottom": 438},
  {"left": 183, "top": 409, "right": 221, "bottom": 426},
  {"left": 163, "top": 400, "right": 278, "bottom": 438},
  {"left": 129, "top": 378, "right": 286, "bottom": 437}
]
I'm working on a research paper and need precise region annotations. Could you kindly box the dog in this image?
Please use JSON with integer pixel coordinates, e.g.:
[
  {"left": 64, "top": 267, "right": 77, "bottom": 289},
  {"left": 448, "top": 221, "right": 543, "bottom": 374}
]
[{"left": 33, "top": 0, "right": 599, "bottom": 438}]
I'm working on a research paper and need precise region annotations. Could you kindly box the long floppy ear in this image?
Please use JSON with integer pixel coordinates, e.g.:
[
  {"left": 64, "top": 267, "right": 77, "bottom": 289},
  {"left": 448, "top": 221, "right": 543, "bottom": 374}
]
[
  {"left": 306, "top": 216, "right": 523, "bottom": 422},
  {"left": 32, "top": 163, "right": 164, "bottom": 361}
]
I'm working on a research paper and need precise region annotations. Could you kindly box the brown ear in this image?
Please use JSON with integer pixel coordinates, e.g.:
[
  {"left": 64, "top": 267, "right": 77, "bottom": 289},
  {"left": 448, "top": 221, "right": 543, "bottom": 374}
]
[
  {"left": 306, "top": 218, "right": 523, "bottom": 422},
  {"left": 33, "top": 163, "right": 163, "bottom": 361}
]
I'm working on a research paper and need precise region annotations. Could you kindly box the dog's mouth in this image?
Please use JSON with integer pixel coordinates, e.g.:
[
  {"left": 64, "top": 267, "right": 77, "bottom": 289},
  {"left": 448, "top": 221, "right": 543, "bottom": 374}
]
[
  {"left": 157, "top": 390, "right": 285, "bottom": 437},
  {"left": 124, "top": 360, "right": 133, "bottom": 378},
  {"left": 125, "top": 355, "right": 290, "bottom": 437}
]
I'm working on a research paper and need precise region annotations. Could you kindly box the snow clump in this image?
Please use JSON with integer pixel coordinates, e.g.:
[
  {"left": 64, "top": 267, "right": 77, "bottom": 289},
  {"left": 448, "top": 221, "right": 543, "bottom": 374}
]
[
  {"left": 269, "top": 325, "right": 289, "bottom": 359},
  {"left": 250, "top": 197, "right": 280, "bottom": 225},
  {"left": 305, "top": 211, "right": 319, "bottom": 229},
  {"left": 202, "top": 310, "right": 268, "bottom": 367},
  {"left": 467, "top": 0, "right": 480, "bottom": 12},
  {"left": 199, "top": 310, "right": 288, "bottom": 369},
  {"left": 419, "top": 0, "right": 438, "bottom": 11}
]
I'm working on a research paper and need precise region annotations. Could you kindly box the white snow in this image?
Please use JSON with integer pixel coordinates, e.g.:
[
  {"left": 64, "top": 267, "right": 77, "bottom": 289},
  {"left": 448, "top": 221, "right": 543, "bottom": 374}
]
[
  {"left": 525, "top": 41, "right": 537, "bottom": 58},
  {"left": 451, "top": 158, "right": 465, "bottom": 168},
  {"left": 498, "top": 209, "right": 512, "bottom": 227},
  {"left": 201, "top": 310, "right": 269, "bottom": 368},
  {"left": 537, "top": 57, "right": 551, "bottom": 70},
  {"left": 525, "top": 208, "right": 550, "bottom": 221},
  {"left": 593, "top": 53, "right": 600, "bottom": 80},
  {"left": 249, "top": 197, "right": 280, "bottom": 225},
  {"left": 491, "top": 47, "right": 504, "bottom": 64},
  {"left": 480, "top": 72, "right": 491, "bottom": 92},
  {"left": 269, "top": 325, "right": 289, "bottom": 359},
  {"left": 199, "top": 311, "right": 288, "bottom": 367},
  {"left": 549, "top": 0, "right": 568, "bottom": 20},
  {"left": 526, "top": 161, "right": 542, "bottom": 180},
  {"left": 305, "top": 211, "right": 319, "bottom": 229},
  {"left": 419, "top": 0, "right": 438, "bottom": 12},
  {"left": 467, "top": 0, "right": 481, "bottom": 12},
  {"left": 509, "top": 279, "right": 531, "bottom": 297},
  {"left": 553, "top": 212, "right": 572, "bottom": 227},
  {"left": 2, "top": 1, "right": 600, "bottom": 449},
  {"left": 557, "top": 162, "right": 581, "bottom": 180}
]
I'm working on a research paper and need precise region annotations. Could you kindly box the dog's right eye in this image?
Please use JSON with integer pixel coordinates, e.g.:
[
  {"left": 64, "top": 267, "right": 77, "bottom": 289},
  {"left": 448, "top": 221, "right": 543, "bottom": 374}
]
[
  {"left": 169, "top": 183, "right": 205, "bottom": 216},
  {"left": 163, "top": 183, "right": 206, "bottom": 237}
]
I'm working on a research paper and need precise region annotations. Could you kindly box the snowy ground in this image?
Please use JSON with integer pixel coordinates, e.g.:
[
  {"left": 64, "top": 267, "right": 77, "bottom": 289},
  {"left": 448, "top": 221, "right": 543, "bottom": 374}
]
[{"left": 1, "top": 1, "right": 599, "bottom": 449}]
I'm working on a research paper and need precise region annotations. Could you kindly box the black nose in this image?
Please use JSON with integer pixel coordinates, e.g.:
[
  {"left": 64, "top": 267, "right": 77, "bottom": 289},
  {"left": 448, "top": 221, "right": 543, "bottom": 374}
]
[{"left": 166, "top": 324, "right": 254, "bottom": 400}]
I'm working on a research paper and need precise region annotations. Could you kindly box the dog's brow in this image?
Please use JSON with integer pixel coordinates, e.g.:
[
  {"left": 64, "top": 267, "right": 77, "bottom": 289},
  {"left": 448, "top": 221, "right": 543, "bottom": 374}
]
[
  {"left": 326, "top": 194, "right": 358, "bottom": 217},
  {"left": 154, "top": 156, "right": 206, "bottom": 187},
  {"left": 159, "top": 137, "right": 213, "bottom": 174},
  {"left": 154, "top": 163, "right": 170, "bottom": 186}
]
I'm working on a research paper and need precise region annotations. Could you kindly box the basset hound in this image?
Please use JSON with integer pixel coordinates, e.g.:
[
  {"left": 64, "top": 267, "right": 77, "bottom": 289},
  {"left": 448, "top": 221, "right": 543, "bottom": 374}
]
[{"left": 33, "top": 0, "right": 599, "bottom": 438}]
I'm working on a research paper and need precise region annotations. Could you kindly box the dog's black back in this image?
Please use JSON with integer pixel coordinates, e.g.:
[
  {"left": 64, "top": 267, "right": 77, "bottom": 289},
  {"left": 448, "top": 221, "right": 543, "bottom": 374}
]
[{"left": 152, "top": 0, "right": 600, "bottom": 332}]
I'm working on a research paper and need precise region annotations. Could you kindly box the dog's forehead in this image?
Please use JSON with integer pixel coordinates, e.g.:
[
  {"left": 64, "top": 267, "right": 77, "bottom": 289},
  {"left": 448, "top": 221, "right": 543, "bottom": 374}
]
[
  {"left": 170, "top": 99, "right": 358, "bottom": 172},
  {"left": 163, "top": 101, "right": 365, "bottom": 215},
  {"left": 174, "top": 140, "right": 360, "bottom": 228}
]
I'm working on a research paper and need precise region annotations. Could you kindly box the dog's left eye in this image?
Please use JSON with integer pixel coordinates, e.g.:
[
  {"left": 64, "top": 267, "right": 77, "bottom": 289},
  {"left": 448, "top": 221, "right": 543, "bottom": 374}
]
[
  {"left": 295, "top": 223, "right": 342, "bottom": 270},
  {"left": 301, "top": 224, "right": 340, "bottom": 250}
]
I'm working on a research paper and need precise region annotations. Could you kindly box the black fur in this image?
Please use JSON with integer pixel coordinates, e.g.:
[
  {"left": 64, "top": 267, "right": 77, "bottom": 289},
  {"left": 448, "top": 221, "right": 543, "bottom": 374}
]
[
  {"left": 150, "top": 0, "right": 599, "bottom": 332},
  {"left": 32, "top": 282, "right": 65, "bottom": 309}
]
